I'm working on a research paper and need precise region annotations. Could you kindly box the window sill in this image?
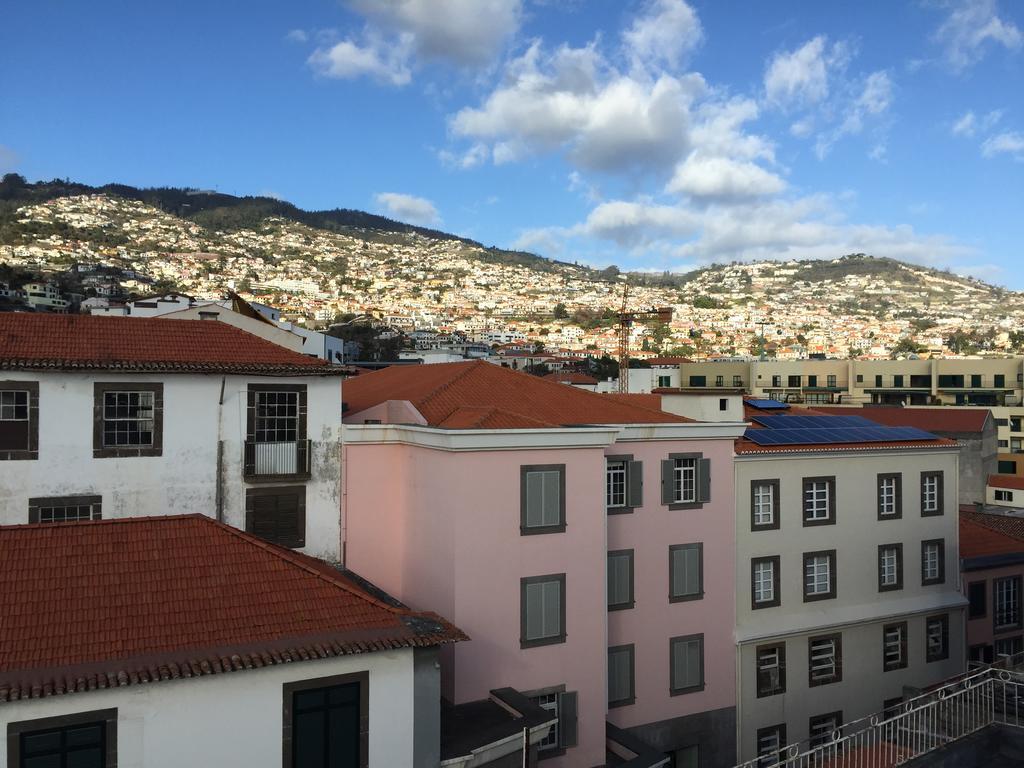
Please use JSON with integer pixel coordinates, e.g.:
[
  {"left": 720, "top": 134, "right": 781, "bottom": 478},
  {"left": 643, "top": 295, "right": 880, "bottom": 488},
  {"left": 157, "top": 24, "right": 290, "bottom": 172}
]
[
  {"left": 243, "top": 472, "right": 312, "bottom": 483},
  {"left": 802, "top": 517, "right": 836, "bottom": 527},
  {"left": 608, "top": 602, "right": 635, "bottom": 612},
  {"left": 670, "top": 683, "right": 705, "bottom": 697},
  {"left": 93, "top": 447, "right": 163, "bottom": 458},
  {"left": 993, "top": 624, "right": 1022, "bottom": 635},
  {"left": 809, "top": 678, "right": 842, "bottom": 688},
  {"left": 520, "top": 524, "right": 567, "bottom": 536},
  {"left": 878, "top": 584, "right": 903, "bottom": 593},
  {"left": 520, "top": 634, "right": 567, "bottom": 649},
  {"left": 921, "top": 510, "right": 944, "bottom": 517},
  {"left": 756, "top": 688, "right": 785, "bottom": 699},
  {"left": 608, "top": 697, "right": 635, "bottom": 709},
  {"left": 607, "top": 506, "right": 635, "bottom": 515},
  {"left": 668, "top": 502, "right": 703, "bottom": 511},
  {"left": 751, "top": 523, "right": 780, "bottom": 532},
  {"left": 921, "top": 579, "right": 945, "bottom": 587},
  {"left": 670, "top": 592, "right": 704, "bottom": 604},
  {"left": 0, "top": 450, "right": 38, "bottom": 460},
  {"left": 751, "top": 600, "right": 781, "bottom": 610},
  {"left": 803, "top": 592, "right": 836, "bottom": 603},
  {"left": 884, "top": 664, "right": 908, "bottom": 673}
]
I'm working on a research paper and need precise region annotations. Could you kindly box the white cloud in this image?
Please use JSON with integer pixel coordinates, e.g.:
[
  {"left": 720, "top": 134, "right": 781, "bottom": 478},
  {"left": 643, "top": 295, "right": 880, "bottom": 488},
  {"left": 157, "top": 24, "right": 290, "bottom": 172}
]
[
  {"left": 763, "top": 36, "right": 850, "bottom": 108},
  {"left": 308, "top": 33, "right": 414, "bottom": 85},
  {"left": 285, "top": 29, "right": 308, "bottom": 43},
  {"left": 666, "top": 155, "right": 785, "bottom": 200},
  {"left": 982, "top": 131, "right": 1024, "bottom": 159},
  {"left": 951, "top": 109, "right": 1003, "bottom": 137},
  {"left": 622, "top": 0, "right": 703, "bottom": 71},
  {"left": 578, "top": 200, "right": 700, "bottom": 247},
  {"left": 933, "top": 0, "right": 1022, "bottom": 72},
  {"left": 813, "top": 69, "right": 893, "bottom": 158},
  {"left": 374, "top": 192, "right": 441, "bottom": 224}
]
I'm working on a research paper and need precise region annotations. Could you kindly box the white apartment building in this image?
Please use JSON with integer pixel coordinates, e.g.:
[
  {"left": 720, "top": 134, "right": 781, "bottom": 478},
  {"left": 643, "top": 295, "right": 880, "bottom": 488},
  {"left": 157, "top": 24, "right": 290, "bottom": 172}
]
[{"left": 22, "top": 281, "right": 68, "bottom": 312}]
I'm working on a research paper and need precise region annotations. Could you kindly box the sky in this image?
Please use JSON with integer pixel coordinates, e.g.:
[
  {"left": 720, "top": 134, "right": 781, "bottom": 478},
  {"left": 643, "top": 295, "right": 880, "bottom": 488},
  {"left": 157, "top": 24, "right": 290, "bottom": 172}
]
[{"left": 1, "top": 1, "right": 1022, "bottom": 286}]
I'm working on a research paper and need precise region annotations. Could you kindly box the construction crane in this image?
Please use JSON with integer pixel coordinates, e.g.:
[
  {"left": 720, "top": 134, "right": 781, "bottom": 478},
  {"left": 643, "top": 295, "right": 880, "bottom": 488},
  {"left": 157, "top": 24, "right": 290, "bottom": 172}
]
[{"left": 616, "top": 281, "right": 674, "bottom": 393}]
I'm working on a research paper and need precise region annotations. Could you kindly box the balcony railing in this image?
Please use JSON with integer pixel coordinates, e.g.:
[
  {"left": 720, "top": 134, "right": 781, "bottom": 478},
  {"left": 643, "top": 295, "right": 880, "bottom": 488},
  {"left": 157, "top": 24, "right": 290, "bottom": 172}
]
[
  {"left": 735, "top": 661, "right": 1024, "bottom": 768},
  {"left": 243, "top": 439, "right": 311, "bottom": 479}
]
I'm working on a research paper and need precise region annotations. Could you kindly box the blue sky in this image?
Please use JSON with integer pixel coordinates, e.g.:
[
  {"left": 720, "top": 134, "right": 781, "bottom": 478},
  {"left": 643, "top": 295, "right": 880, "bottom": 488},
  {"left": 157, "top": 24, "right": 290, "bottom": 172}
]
[{"left": 1, "top": 1, "right": 1022, "bottom": 285}]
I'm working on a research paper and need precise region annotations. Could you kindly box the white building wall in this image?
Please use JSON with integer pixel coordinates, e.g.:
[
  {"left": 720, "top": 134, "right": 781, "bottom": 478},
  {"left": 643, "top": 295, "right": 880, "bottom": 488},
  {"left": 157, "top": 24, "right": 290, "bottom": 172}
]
[
  {"left": 0, "top": 650, "right": 418, "bottom": 768},
  {"left": 0, "top": 372, "right": 342, "bottom": 561}
]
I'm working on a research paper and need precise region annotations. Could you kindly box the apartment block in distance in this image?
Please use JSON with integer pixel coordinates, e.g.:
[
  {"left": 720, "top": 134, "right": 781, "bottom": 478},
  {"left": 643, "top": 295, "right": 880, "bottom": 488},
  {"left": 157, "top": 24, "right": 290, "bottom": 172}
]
[{"left": 341, "top": 361, "right": 746, "bottom": 768}]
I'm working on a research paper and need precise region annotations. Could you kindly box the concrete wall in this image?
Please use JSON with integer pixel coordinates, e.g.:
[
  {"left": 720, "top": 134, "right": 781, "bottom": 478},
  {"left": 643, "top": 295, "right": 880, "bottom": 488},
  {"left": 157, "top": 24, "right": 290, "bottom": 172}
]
[
  {"left": 0, "top": 372, "right": 342, "bottom": 561},
  {"left": 0, "top": 649, "right": 424, "bottom": 768}
]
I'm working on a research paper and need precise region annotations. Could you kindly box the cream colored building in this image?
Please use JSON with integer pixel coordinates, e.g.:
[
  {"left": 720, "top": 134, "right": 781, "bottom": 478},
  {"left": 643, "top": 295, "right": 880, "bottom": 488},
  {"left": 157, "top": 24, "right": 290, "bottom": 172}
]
[{"left": 733, "top": 432, "right": 965, "bottom": 762}]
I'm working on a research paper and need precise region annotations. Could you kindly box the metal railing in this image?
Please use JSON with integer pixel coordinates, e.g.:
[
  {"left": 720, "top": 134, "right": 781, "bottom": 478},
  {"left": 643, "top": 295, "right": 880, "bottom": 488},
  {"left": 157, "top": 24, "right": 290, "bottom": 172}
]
[
  {"left": 736, "top": 663, "right": 1024, "bottom": 768},
  {"left": 243, "top": 439, "right": 311, "bottom": 478}
]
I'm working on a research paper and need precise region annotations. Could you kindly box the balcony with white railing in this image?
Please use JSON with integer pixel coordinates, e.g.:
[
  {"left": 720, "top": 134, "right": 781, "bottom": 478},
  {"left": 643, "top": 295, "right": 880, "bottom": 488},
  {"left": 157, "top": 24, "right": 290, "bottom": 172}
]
[{"left": 243, "top": 439, "right": 311, "bottom": 480}]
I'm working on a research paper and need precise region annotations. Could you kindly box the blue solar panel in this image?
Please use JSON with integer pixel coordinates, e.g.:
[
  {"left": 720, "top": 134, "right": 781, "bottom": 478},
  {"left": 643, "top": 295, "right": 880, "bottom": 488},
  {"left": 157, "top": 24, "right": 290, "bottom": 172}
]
[
  {"left": 747, "top": 398, "right": 791, "bottom": 411},
  {"left": 744, "top": 425, "right": 938, "bottom": 446},
  {"left": 750, "top": 415, "right": 880, "bottom": 429}
]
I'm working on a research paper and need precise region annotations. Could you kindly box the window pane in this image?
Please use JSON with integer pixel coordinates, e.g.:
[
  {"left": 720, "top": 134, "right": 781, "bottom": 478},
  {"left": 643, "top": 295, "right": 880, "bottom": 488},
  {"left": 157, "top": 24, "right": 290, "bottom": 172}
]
[
  {"left": 526, "top": 473, "right": 544, "bottom": 527},
  {"left": 525, "top": 582, "right": 544, "bottom": 639},
  {"left": 542, "top": 580, "right": 561, "bottom": 637},
  {"left": 327, "top": 704, "right": 360, "bottom": 765},
  {"left": 542, "top": 472, "right": 560, "bottom": 526}
]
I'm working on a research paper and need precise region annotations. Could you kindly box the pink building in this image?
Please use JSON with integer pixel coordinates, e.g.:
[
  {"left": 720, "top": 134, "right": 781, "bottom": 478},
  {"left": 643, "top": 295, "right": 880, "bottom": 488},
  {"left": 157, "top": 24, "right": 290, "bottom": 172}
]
[{"left": 341, "top": 362, "right": 745, "bottom": 768}]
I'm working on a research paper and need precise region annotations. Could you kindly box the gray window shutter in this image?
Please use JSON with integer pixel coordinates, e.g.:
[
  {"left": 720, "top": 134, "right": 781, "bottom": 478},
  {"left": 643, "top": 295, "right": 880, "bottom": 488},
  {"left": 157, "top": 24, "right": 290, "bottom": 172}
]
[
  {"left": 558, "top": 691, "right": 577, "bottom": 748},
  {"left": 698, "top": 458, "right": 712, "bottom": 503},
  {"left": 543, "top": 471, "right": 560, "bottom": 526},
  {"left": 628, "top": 460, "right": 644, "bottom": 507},
  {"left": 937, "top": 473, "right": 945, "bottom": 513},
  {"left": 526, "top": 473, "right": 544, "bottom": 527},
  {"left": 661, "top": 459, "right": 674, "bottom": 504},
  {"left": 543, "top": 580, "right": 561, "bottom": 637},
  {"left": 525, "top": 583, "right": 543, "bottom": 639}
]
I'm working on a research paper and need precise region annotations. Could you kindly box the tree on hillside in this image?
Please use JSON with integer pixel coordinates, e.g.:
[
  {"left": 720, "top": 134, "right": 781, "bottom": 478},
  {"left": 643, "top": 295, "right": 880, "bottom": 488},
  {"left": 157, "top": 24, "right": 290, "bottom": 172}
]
[
  {"left": 553, "top": 302, "right": 568, "bottom": 319},
  {"left": 890, "top": 337, "right": 924, "bottom": 358}
]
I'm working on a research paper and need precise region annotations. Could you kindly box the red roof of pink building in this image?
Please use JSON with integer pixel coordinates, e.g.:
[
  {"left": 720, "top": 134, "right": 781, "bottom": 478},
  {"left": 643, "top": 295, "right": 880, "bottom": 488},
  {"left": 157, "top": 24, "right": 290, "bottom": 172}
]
[{"left": 812, "top": 406, "right": 990, "bottom": 433}]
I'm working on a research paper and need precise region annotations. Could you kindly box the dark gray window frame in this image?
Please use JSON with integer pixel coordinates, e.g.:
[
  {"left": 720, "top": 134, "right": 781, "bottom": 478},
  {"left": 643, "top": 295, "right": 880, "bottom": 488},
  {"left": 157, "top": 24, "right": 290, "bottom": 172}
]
[
  {"left": 807, "top": 632, "right": 843, "bottom": 687},
  {"left": 920, "top": 471, "right": 945, "bottom": 517},
  {"left": 921, "top": 539, "right": 946, "bottom": 586},
  {"left": 802, "top": 476, "right": 837, "bottom": 526},
  {"left": 92, "top": 382, "right": 164, "bottom": 458},
  {"left": 520, "top": 573, "right": 567, "bottom": 648},
  {"left": 522, "top": 684, "right": 577, "bottom": 757},
  {"left": 756, "top": 724, "right": 787, "bottom": 763},
  {"left": 882, "top": 621, "right": 908, "bottom": 672},
  {"left": 606, "top": 454, "right": 642, "bottom": 514},
  {"left": 877, "top": 473, "right": 903, "bottom": 520},
  {"left": 662, "top": 452, "right": 711, "bottom": 510},
  {"left": 608, "top": 549, "right": 635, "bottom": 611},
  {"left": 926, "top": 614, "right": 950, "bottom": 663},
  {"left": 7, "top": 707, "right": 117, "bottom": 768},
  {"left": 669, "top": 633, "right": 705, "bottom": 696},
  {"left": 0, "top": 380, "right": 39, "bottom": 460},
  {"left": 28, "top": 494, "right": 102, "bottom": 524},
  {"left": 608, "top": 644, "right": 636, "bottom": 708},
  {"left": 751, "top": 479, "right": 781, "bottom": 531},
  {"left": 809, "top": 711, "right": 843, "bottom": 748},
  {"left": 282, "top": 671, "right": 368, "bottom": 768},
  {"left": 669, "top": 543, "right": 704, "bottom": 603},
  {"left": 803, "top": 549, "right": 837, "bottom": 602},
  {"left": 520, "top": 464, "right": 567, "bottom": 535},
  {"left": 751, "top": 555, "right": 781, "bottom": 609},
  {"left": 877, "top": 543, "right": 904, "bottom": 593},
  {"left": 755, "top": 642, "right": 786, "bottom": 698},
  {"left": 244, "top": 485, "right": 306, "bottom": 549}
]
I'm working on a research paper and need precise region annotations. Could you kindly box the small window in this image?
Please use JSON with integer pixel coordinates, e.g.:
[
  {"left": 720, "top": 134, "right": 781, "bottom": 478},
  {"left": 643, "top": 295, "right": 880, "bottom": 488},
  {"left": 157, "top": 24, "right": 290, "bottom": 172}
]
[
  {"left": 662, "top": 453, "right": 711, "bottom": 509},
  {"left": 809, "top": 712, "right": 843, "bottom": 748},
  {"left": 608, "top": 550, "right": 634, "bottom": 610},
  {"left": 827, "top": 374, "right": 837, "bottom": 388},
  {"left": 525, "top": 688, "right": 577, "bottom": 754},
  {"left": 733, "top": 375, "right": 743, "bottom": 387},
  {"left": 756, "top": 643, "right": 786, "bottom": 697},
  {"left": 751, "top": 480, "right": 780, "bottom": 530},
  {"left": 883, "top": 622, "right": 908, "bottom": 671},
  {"left": 877, "top": 473, "right": 902, "bottom": 519},
  {"left": 772, "top": 375, "right": 782, "bottom": 387},
  {"left": 28, "top": 495, "right": 102, "bottom": 524},
  {"left": 788, "top": 375, "right": 801, "bottom": 388},
  {"left": 719, "top": 398, "right": 728, "bottom": 411},
  {"left": 93, "top": 383, "right": 163, "bottom": 458},
  {"left": 995, "top": 636, "right": 1024, "bottom": 659},
  {"left": 670, "top": 543, "right": 703, "bottom": 602},
  {"left": 689, "top": 375, "right": 706, "bottom": 387},
  {"left": 0, "top": 380, "right": 39, "bottom": 460},
  {"left": 751, "top": 556, "right": 780, "bottom": 609},
  {"left": 968, "top": 581, "right": 987, "bottom": 619},
  {"left": 521, "top": 464, "right": 566, "bottom": 534},
  {"left": 802, "top": 477, "right": 836, "bottom": 526},
  {"left": 999, "top": 460, "right": 1018, "bottom": 474},
  {"left": 245, "top": 486, "right": 306, "bottom": 549},
  {"left": 6, "top": 708, "right": 117, "bottom": 768},
  {"left": 674, "top": 457, "right": 697, "bottom": 503},
  {"left": 808, "top": 634, "right": 842, "bottom": 686},
  {"left": 715, "top": 375, "right": 724, "bottom": 387},
  {"left": 606, "top": 455, "right": 642, "bottom": 513},
  {"left": 608, "top": 645, "right": 635, "bottom": 707},
  {"left": 756, "top": 724, "right": 786, "bottom": 767},
  {"left": 283, "top": 673, "right": 367, "bottom": 768},
  {"left": 996, "top": 490, "right": 1014, "bottom": 502},
  {"left": 606, "top": 460, "right": 627, "bottom": 509},
  {"left": 994, "top": 576, "right": 1022, "bottom": 631},
  {"left": 657, "top": 375, "right": 672, "bottom": 388},
  {"left": 521, "top": 574, "right": 566, "bottom": 648},
  {"left": 804, "top": 550, "right": 837, "bottom": 601},
  {"left": 921, "top": 539, "right": 945, "bottom": 586},
  {"left": 920, "top": 472, "right": 944, "bottom": 516},
  {"left": 878, "top": 544, "right": 903, "bottom": 592},
  {"left": 670, "top": 634, "right": 704, "bottom": 695},
  {"left": 999, "top": 440, "right": 1009, "bottom": 449},
  {"left": 926, "top": 614, "right": 950, "bottom": 662}
]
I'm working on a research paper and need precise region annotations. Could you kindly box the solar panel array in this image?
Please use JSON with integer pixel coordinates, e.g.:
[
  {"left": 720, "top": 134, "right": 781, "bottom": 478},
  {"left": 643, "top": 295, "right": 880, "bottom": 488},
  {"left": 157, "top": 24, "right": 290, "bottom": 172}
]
[
  {"left": 744, "top": 425, "right": 937, "bottom": 446},
  {"left": 746, "top": 398, "right": 790, "bottom": 411},
  {"left": 750, "top": 414, "right": 881, "bottom": 429}
]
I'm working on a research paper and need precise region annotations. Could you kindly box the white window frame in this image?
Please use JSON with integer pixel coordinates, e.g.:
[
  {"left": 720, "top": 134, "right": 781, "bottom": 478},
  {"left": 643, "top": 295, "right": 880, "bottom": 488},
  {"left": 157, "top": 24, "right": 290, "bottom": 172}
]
[
  {"left": 673, "top": 457, "right": 697, "bottom": 504},
  {"left": 809, "top": 636, "right": 839, "bottom": 684},
  {"left": 804, "top": 480, "right": 832, "bottom": 522},
  {"left": 996, "top": 577, "right": 1021, "bottom": 630},
  {"left": 606, "top": 460, "right": 627, "bottom": 509},
  {"left": 805, "top": 554, "right": 832, "bottom": 597},
  {"left": 753, "top": 483, "right": 775, "bottom": 527},
  {"left": 879, "top": 476, "right": 898, "bottom": 517},
  {"left": 923, "top": 542, "right": 941, "bottom": 582},
  {"left": 922, "top": 474, "right": 940, "bottom": 513},
  {"left": 754, "top": 560, "right": 775, "bottom": 604},
  {"left": 880, "top": 546, "right": 899, "bottom": 587}
]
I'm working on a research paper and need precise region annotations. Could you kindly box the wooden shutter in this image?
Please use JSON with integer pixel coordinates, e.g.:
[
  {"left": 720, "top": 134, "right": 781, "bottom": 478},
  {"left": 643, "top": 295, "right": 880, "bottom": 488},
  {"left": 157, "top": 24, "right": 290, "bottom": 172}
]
[
  {"left": 245, "top": 488, "right": 306, "bottom": 548},
  {"left": 661, "top": 459, "right": 674, "bottom": 504},
  {"left": 627, "top": 460, "right": 644, "bottom": 507},
  {"left": 698, "top": 457, "right": 711, "bottom": 503},
  {"left": 557, "top": 691, "right": 577, "bottom": 748}
]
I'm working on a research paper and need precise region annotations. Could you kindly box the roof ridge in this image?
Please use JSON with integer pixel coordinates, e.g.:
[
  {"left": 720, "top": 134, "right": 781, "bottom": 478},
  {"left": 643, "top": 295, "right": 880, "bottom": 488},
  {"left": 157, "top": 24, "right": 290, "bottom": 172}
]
[
  {"left": 962, "top": 510, "right": 1024, "bottom": 543},
  {"left": 418, "top": 360, "right": 493, "bottom": 420}
]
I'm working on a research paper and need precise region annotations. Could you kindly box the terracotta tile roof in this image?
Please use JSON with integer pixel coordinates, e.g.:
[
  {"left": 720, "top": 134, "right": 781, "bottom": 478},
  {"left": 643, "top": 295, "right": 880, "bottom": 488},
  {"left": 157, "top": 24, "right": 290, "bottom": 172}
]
[
  {"left": 602, "top": 393, "right": 663, "bottom": 412},
  {"left": 0, "top": 314, "right": 343, "bottom": 376},
  {"left": 543, "top": 371, "right": 599, "bottom": 385},
  {"left": 0, "top": 515, "right": 466, "bottom": 702},
  {"left": 960, "top": 510, "right": 1024, "bottom": 558},
  {"left": 812, "top": 406, "right": 991, "bottom": 433},
  {"left": 990, "top": 474, "right": 1024, "bottom": 491},
  {"left": 437, "top": 406, "right": 559, "bottom": 429},
  {"left": 342, "top": 360, "right": 692, "bottom": 428}
]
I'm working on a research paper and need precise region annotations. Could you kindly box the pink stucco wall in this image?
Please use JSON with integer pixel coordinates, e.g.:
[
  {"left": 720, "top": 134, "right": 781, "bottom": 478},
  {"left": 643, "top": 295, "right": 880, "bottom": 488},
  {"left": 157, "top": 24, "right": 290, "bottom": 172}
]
[
  {"left": 964, "top": 564, "right": 1024, "bottom": 651},
  {"left": 605, "top": 438, "right": 737, "bottom": 729}
]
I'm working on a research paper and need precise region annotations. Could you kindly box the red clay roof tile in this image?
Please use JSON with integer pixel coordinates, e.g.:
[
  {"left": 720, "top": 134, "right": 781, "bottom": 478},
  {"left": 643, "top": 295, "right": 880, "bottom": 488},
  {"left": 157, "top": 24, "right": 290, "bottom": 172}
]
[
  {"left": 960, "top": 510, "right": 1024, "bottom": 558},
  {"left": 989, "top": 474, "right": 1024, "bottom": 491},
  {"left": 812, "top": 406, "right": 990, "bottom": 433}
]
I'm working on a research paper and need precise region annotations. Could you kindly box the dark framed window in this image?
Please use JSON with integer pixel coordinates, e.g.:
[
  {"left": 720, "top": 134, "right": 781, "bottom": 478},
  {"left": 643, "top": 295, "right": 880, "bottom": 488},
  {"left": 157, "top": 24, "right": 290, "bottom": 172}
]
[
  {"left": 995, "top": 576, "right": 1022, "bottom": 632},
  {"left": 926, "top": 614, "right": 950, "bottom": 662},
  {"left": 715, "top": 375, "right": 724, "bottom": 387},
  {"left": 969, "top": 644, "right": 994, "bottom": 665},
  {"left": 999, "top": 460, "right": 1017, "bottom": 474},
  {"left": 809, "top": 712, "right": 842, "bottom": 748},
  {"left": 608, "top": 550, "right": 635, "bottom": 610},
  {"left": 882, "top": 622, "right": 908, "bottom": 671},
  {"left": 995, "top": 636, "right": 1024, "bottom": 659},
  {"left": 661, "top": 453, "right": 711, "bottom": 509},
  {"left": 245, "top": 486, "right": 306, "bottom": 548},
  {"left": 878, "top": 544, "right": 903, "bottom": 592},
  {"left": 282, "top": 672, "right": 368, "bottom": 768},
  {"left": 756, "top": 724, "right": 786, "bottom": 766},
  {"left": 670, "top": 633, "right": 704, "bottom": 695},
  {"left": 920, "top": 471, "right": 944, "bottom": 516},
  {"left": 524, "top": 686, "right": 577, "bottom": 757},
  {"left": 93, "top": 382, "right": 163, "bottom": 458},
  {"left": 751, "top": 479, "right": 781, "bottom": 531},
  {"left": 608, "top": 645, "right": 635, "bottom": 708},
  {"left": 803, "top": 550, "right": 837, "bottom": 601},
  {"left": 245, "top": 384, "right": 309, "bottom": 479},
  {"left": 772, "top": 375, "right": 782, "bottom": 387},
  {"left": 802, "top": 477, "right": 836, "bottom": 526},
  {"left": 29, "top": 494, "right": 102, "bottom": 524},
  {"left": 606, "top": 455, "right": 643, "bottom": 514},
  {"left": 808, "top": 633, "right": 842, "bottom": 686},
  {"left": 670, "top": 543, "right": 703, "bottom": 602},
  {"left": 0, "top": 380, "right": 39, "bottom": 460},
  {"left": 521, "top": 464, "right": 566, "bottom": 534},
  {"left": 968, "top": 581, "right": 987, "bottom": 619},
  {"left": 751, "top": 556, "right": 781, "bottom": 609},
  {"left": 756, "top": 643, "right": 786, "bottom": 697},
  {"left": 877, "top": 473, "right": 902, "bottom": 519},
  {"left": 719, "top": 398, "right": 728, "bottom": 411},
  {"left": 7, "top": 708, "right": 117, "bottom": 768},
  {"left": 921, "top": 539, "right": 945, "bottom": 586},
  {"left": 521, "top": 574, "right": 566, "bottom": 648},
  {"left": 788, "top": 375, "right": 801, "bottom": 388}
]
